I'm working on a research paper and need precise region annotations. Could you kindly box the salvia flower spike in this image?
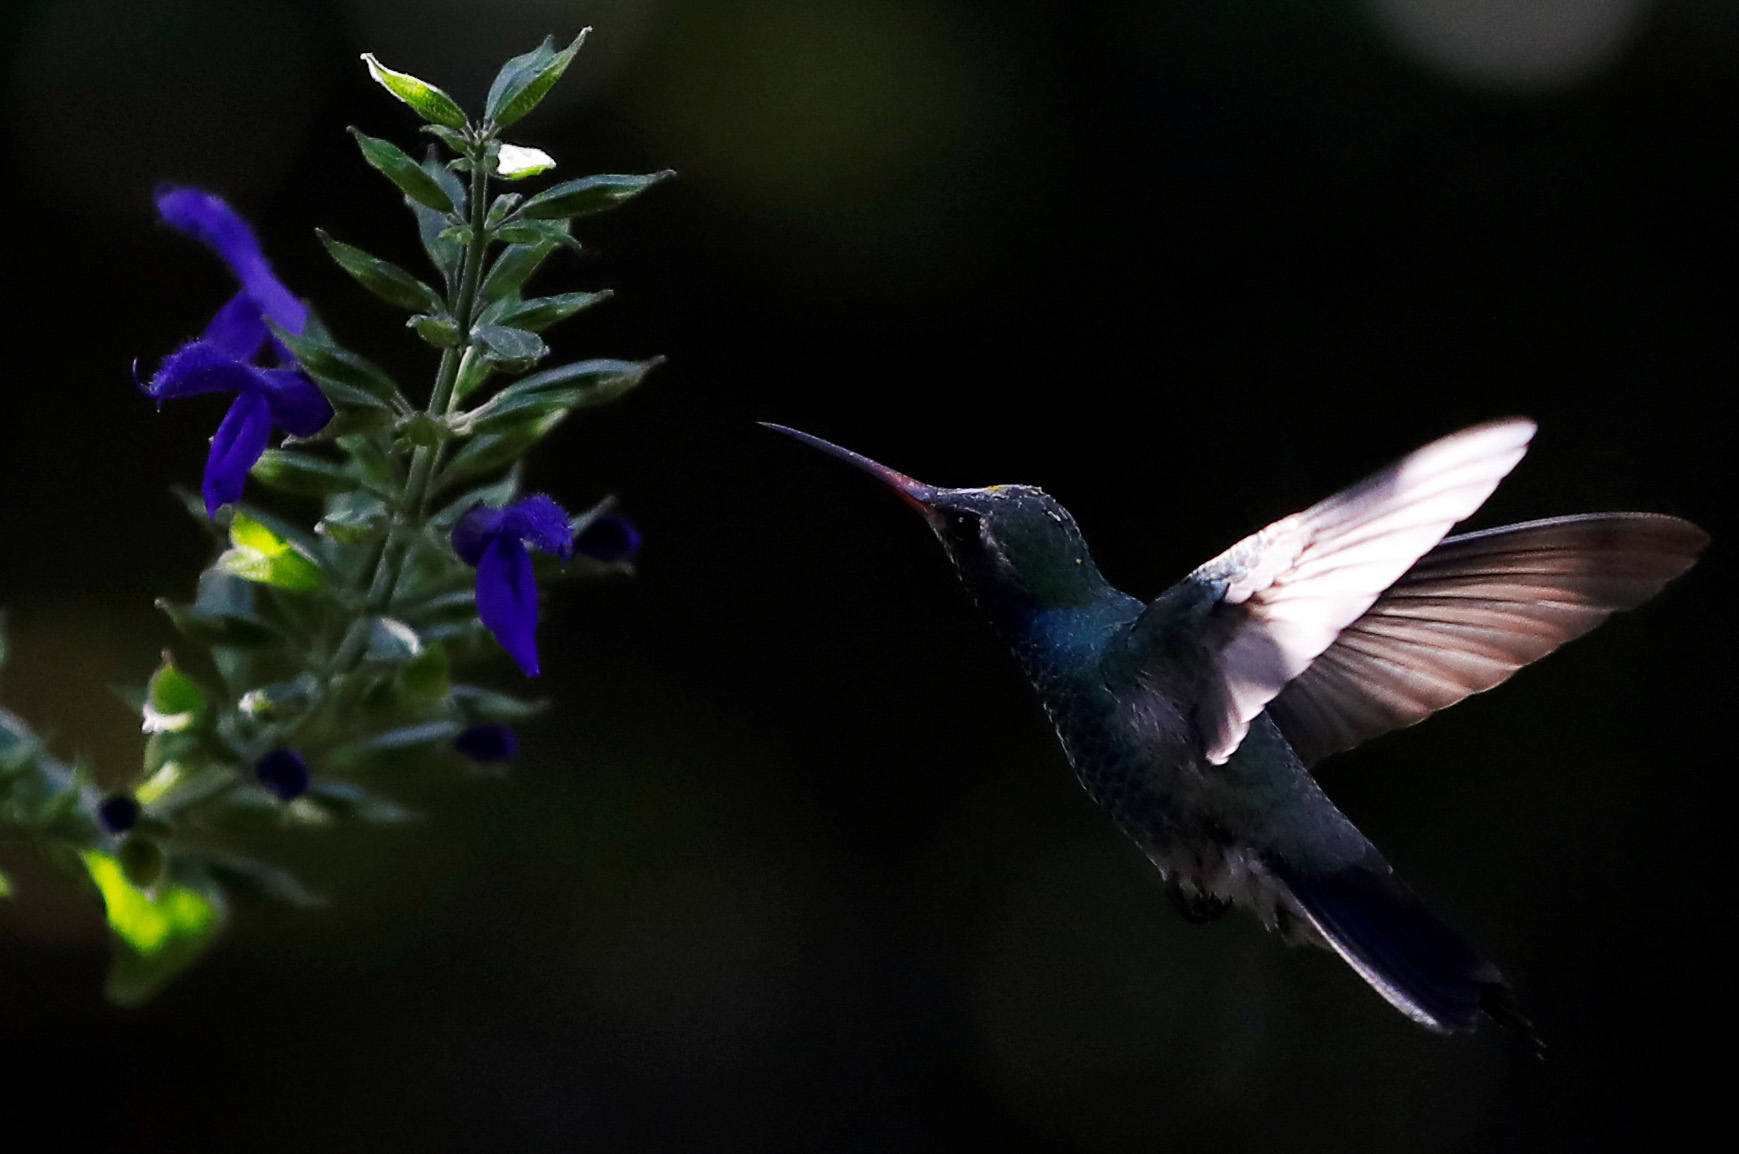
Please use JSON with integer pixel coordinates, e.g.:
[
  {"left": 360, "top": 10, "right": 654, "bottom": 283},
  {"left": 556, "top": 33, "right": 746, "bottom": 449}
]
[{"left": 0, "top": 34, "right": 665, "bottom": 1004}]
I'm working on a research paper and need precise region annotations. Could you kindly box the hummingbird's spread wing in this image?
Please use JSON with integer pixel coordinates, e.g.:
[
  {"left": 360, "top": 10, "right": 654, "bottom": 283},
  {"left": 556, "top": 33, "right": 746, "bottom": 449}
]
[
  {"left": 1177, "top": 419, "right": 1536, "bottom": 764},
  {"left": 1265, "top": 512, "right": 1707, "bottom": 765}
]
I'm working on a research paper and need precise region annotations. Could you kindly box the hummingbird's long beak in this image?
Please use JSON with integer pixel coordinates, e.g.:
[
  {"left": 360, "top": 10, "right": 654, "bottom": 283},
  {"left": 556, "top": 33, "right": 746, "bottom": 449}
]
[{"left": 758, "top": 423, "right": 939, "bottom": 511}]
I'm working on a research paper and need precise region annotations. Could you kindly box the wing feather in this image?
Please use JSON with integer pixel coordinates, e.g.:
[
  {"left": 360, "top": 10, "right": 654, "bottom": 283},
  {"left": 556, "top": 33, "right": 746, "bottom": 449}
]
[
  {"left": 1267, "top": 513, "right": 1708, "bottom": 765},
  {"left": 1189, "top": 419, "right": 1537, "bottom": 764}
]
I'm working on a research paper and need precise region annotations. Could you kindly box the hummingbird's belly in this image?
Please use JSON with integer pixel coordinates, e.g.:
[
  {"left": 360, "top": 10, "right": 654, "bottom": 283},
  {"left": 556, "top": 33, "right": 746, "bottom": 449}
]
[{"left": 1037, "top": 679, "right": 1280, "bottom": 914}]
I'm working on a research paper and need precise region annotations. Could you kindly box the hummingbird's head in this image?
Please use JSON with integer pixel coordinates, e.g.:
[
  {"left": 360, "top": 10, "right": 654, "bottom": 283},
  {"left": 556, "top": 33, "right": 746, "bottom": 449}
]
[{"left": 762, "top": 424, "right": 1107, "bottom": 610}]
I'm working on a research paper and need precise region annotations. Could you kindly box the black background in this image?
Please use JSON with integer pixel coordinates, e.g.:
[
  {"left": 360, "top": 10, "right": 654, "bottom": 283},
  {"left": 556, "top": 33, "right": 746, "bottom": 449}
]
[{"left": 0, "top": 1, "right": 1731, "bottom": 1150}]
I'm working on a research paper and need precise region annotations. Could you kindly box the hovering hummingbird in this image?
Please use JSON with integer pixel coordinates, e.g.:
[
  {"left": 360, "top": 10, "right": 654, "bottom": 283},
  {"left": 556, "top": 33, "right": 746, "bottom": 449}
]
[{"left": 765, "top": 418, "right": 1706, "bottom": 1038}]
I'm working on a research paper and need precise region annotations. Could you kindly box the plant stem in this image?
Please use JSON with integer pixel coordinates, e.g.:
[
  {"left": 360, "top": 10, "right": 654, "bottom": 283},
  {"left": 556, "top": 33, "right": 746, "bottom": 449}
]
[{"left": 324, "top": 142, "right": 494, "bottom": 675}]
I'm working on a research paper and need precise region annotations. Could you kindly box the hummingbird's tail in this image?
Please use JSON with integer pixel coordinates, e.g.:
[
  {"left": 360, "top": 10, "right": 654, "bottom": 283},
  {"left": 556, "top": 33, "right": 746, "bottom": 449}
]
[{"left": 1267, "top": 857, "right": 1539, "bottom": 1046}]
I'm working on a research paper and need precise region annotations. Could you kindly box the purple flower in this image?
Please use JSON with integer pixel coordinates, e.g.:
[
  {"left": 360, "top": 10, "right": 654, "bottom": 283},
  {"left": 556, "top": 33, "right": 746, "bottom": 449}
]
[
  {"left": 451, "top": 495, "right": 575, "bottom": 677},
  {"left": 98, "top": 794, "right": 140, "bottom": 834},
  {"left": 256, "top": 749, "right": 311, "bottom": 802},
  {"left": 575, "top": 512, "right": 641, "bottom": 564},
  {"left": 455, "top": 724, "right": 519, "bottom": 763},
  {"left": 140, "top": 187, "right": 333, "bottom": 516}
]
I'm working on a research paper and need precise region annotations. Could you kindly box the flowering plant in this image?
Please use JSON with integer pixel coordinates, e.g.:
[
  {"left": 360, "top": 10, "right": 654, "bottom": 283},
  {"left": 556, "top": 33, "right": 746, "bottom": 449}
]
[{"left": 0, "top": 33, "right": 665, "bottom": 1003}]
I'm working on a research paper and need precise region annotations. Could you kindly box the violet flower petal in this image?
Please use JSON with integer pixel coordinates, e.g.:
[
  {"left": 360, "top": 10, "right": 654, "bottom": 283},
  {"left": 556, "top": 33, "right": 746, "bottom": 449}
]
[
  {"left": 499, "top": 494, "right": 575, "bottom": 560},
  {"left": 144, "top": 340, "right": 258, "bottom": 405},
  {"left": 204, "top": 391, "right": 274, "bottom": 515},
  {"left": 476, "top": 535, "right": 541, "bottom": 677},
  {"left": 201, "top": 291, "right": 270, "bottom": 363},
  {"left": 255, "top": 368, "right": 334, "bottom": 438},
  {"left": 155, "top": 186, "right": 308, "bottom": 335},
  {"left": 452, "top": 504, "right": 508, "bottom": 566}
]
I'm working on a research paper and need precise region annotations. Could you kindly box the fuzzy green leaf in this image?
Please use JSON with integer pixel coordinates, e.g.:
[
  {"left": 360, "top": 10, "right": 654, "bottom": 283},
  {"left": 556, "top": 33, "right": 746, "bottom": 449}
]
[
  {"left": 145, "top": 658, "right": 204, "bottom": 733},
  {"left": 218, "top": 513, "right": 324, "bottom": 593},
  {"left": 437, "top": 411, "right": 568, "bottom": 488},
  {"left": 271, "top": 324, "right": 407, "bottom": 412},
  {"left": 349, "top": 128, "right": 454, "bottom": 212},
  {"left": 477, "top": 236, "right": 564, "bottom": 305},
  {"left": 317, "top": 230, "right": 445, "bottom": 314},
  {"left": 495, "top": 290, "right": 611, "bottom": 332},
  {"left": 485, "top": 32, "right": 586, "bottom": 129},
  {"left": 250, "top": 449, "right": 360, "bottom": 496},
  {"left": 473, "top": 324, "right": 548, "bottom": 367},
  {"left": 361, "top": 54, "right": 468, "bottom": 130},
  {"left": 517, "top": 171, "right": 674, "bottom": 221}
]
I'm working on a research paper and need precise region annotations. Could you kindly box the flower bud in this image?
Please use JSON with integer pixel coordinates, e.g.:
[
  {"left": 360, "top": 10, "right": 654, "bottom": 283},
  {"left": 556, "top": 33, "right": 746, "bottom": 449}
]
[{"left": 256, "top": 749, "right": 311, "bottom": 801}]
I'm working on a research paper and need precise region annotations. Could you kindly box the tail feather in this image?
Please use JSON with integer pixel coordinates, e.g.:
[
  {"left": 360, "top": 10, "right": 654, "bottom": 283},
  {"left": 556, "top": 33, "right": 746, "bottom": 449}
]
[{"left": 1268, "top": 856, "right": 1536, "bottom": 1044}]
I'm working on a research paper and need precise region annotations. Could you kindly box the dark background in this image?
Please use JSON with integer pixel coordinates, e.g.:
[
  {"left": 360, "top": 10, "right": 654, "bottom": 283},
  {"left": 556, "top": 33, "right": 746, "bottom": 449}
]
[{"left": 0, "top": 1, "right": 1731, "bottom": 1150}]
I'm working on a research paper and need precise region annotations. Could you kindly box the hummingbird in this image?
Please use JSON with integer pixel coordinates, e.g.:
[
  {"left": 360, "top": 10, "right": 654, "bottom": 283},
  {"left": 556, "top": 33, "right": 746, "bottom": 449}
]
[{"left": 764, "top": 418, "right": 1706, "bottom": 1039}]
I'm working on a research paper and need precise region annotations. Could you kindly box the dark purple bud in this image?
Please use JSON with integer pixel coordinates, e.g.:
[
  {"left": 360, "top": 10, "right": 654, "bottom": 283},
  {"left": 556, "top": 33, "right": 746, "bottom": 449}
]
[
  {"left": 455, "top": 724, "right": 519, "bottom": 763},
  {"left": 98, "top": 794, "right": 141, "bottom": 834},
  {"left": 575, "top": 513, "right": 640, "bottom": 563},
  {"left": 255, "top": 749, "right": 311, "bottom": 801}
]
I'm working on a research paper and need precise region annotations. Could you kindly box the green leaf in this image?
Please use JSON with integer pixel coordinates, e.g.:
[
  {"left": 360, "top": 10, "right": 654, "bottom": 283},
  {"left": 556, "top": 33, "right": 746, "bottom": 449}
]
[
  {"left": 495, "top": 290, "right": 611, "bottom": 332},
  {"left": 477, "top": 236, "right": 564, "bottom": 305},
  {"left": 336, "top": 434, "right": 402, "bottom": 495},
  {"left": 84, "top": 850, "right": 223, "bottom": 1007},
  {"left": 473, "top": 324, "right": 548, "bottom": 368},
  {"left": 397, "top": 641, "right": 450, "bottom": 705},
  {"left": 303, "top": 781, "right": 421, "bottom": 824},
  {"left": 145, "top": 657, "right": 204, "bottom": 733},
  {"left": 317, "top": 230, "right": 445, "bottom": 314},
  {"left": 452, "top": 346, "right": 497, "bottom": 403},
  {"left": 192, "top": 852, "right": 324, "bottom": 908},
  {"left": 365, "top": 617, "right": 423, "bottom": 663},
  {"left": 271, "top": 324, "right": 407, "bottom": 412},
  {"left": 495, "top": 143, "right": 556, "bottom": 179},
  {"left": 517, "top": 170, "right": 674, "bottom": 221},
  {"left": 349, "top": 128, "right": 454, "bottom": 212},
  {"left": 485, "top": 31, "right": 586, "bottom": 129},
  {"left": 486, "top": 193, "right": 523, "bottom": 227},
  {"left": 452, "top": 684, "right": 547, "bottom": 721},
  {"left": 408, "top": 313, "right": 462, "bottom": 348},
  {"left": 493, "top": 218, "right": 583, "bottom": 250},
  {"left": 436, "top": 411, "right": 569, "bottom": 488},
  {"left": 361, "top": 53, "right": 468, "bottom": 130},
  {"left": 155, "top": 599, "right": 280, "bottom": 649},
  {"left": 469, "top": 357, "right": 660, "bottom": 432},
  {"left": 411, "top": 155, "right": 467, "bottom": 278},
  {"left": 250, "top": 449, "right": 359, "bottom": 496},
  {"left": 217, "top": 512, "right": 324, "bottom": 593},
  {"left": 0, "top": 869, "right": 12, "bottom": 898}
]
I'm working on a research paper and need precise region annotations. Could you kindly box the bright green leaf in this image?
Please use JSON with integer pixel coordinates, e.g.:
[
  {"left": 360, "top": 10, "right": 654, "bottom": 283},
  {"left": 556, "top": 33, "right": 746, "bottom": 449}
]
[
  {"left": 84, "top": 850, "right": 223, "bottom": 1007},
  {"left": 361, "top": 53, "right": 468, "bottom": 130},
  {"left": 250, "top": 449, "right": 360, "bottom": 496},
  {"left": 218, "top": 513, "right": 323, "bottom": 593},
  {"left": 144, "top": 657, "right": 204, "bottom": 733}
]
